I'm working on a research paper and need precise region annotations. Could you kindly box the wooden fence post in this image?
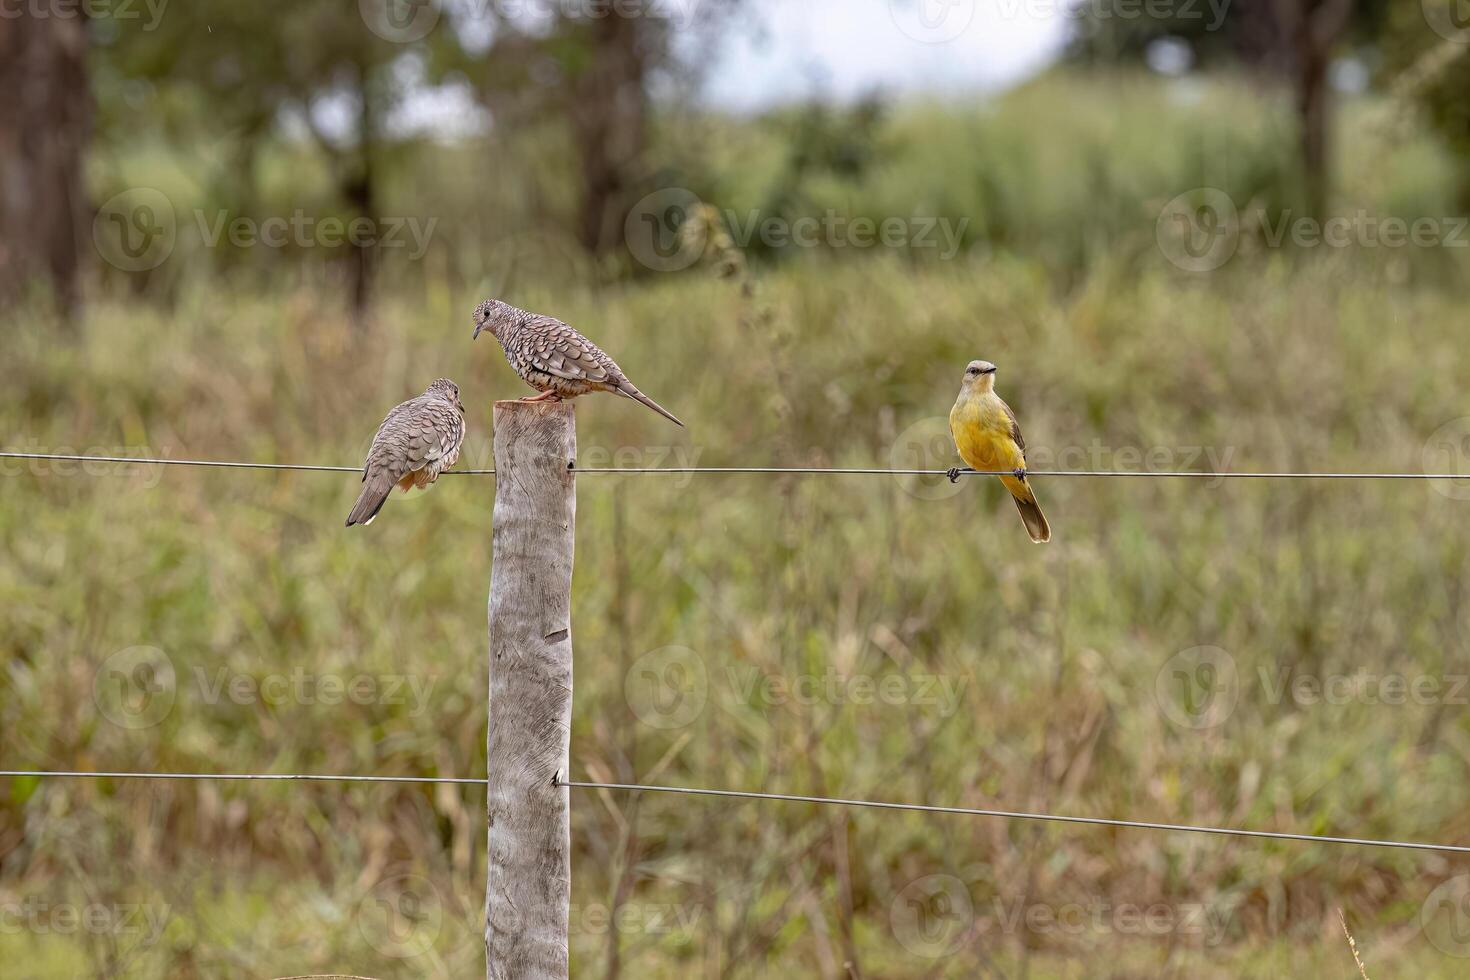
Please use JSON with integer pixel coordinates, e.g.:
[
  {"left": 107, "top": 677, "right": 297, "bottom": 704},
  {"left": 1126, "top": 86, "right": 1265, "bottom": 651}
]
[{"left": 486, "top": 400, "right": 576, "bottom": 979}]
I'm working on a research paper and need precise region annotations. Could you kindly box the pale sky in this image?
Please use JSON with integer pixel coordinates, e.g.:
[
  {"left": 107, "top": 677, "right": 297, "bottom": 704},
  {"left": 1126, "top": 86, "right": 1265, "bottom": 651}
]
[
  {"left": 699, "top": 0, "right": 1070, "bottom": 110},
  {"left": 386, "top": 0, "right": 1072, "bottom": 135}
]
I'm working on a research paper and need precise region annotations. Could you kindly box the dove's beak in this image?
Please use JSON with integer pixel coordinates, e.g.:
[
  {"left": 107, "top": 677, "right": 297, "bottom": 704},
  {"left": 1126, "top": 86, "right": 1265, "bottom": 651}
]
[{"left": 472, "top": 323, "right": 484, "bottom": 340}]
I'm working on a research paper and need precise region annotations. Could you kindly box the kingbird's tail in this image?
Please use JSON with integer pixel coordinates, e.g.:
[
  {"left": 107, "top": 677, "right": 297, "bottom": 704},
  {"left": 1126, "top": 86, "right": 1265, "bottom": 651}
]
[{"left": 1003, "top": 478, "right": 1051, "bottom": 544}]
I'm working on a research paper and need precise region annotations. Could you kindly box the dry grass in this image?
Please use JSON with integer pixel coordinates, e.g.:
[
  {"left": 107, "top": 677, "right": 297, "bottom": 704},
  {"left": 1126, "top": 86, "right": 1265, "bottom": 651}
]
[{"left": 4, "top": 73, "right": 1470, "bottom": 978}]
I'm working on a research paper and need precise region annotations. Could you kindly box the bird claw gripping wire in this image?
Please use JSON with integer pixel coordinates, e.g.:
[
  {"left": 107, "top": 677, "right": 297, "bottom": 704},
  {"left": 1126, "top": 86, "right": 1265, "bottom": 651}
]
[{"left": 946, "top": 467, "right": 962, "bottom": 484}]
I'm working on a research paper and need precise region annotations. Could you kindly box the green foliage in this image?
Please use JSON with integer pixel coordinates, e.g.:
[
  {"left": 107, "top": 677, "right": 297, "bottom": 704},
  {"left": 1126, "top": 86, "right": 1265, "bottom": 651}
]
[{"left": 5, "top": 72, "right": 1470, "bottom": 976}]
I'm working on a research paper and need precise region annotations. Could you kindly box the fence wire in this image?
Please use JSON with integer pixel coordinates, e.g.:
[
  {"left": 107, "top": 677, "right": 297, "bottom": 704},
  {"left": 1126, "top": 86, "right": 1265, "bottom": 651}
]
[
  {"left": 3, "top": 450, "right": 1464, "bottom": 480},
  {"left": 3, "top": 769, "right": 1466, "bottom": 855}
]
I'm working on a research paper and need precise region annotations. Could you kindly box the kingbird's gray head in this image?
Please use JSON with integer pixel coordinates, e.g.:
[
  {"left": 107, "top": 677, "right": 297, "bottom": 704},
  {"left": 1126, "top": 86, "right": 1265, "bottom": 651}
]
[
  {"left": 963, "top": 359, "right": 997, "bottom": 389},
  {"left": 472, "top": 299, "right": 516, "bottom": 340},
  {"left": 426, "top": 378, "right": 464, "bottom": 413}
]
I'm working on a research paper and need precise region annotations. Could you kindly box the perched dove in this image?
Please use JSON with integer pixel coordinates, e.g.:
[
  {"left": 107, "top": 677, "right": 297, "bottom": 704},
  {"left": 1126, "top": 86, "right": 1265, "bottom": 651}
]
[
  {"left": 346, "top": 378, "right": 466, "bottom": 527},
  {"left": 472, "top": 299, "right": 683, "bottom": 427}
]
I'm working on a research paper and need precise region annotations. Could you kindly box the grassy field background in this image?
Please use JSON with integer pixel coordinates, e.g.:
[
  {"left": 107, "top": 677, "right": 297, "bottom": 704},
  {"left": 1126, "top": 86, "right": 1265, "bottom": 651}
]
[{"left": 4, "top": 71, "right": 1470, "bottom": 977}]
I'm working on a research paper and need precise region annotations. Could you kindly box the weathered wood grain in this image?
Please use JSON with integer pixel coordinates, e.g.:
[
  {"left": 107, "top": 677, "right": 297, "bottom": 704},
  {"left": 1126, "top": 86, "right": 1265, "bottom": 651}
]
[{"left": 486, "top": 400, "right": 575, "bottom": 980}]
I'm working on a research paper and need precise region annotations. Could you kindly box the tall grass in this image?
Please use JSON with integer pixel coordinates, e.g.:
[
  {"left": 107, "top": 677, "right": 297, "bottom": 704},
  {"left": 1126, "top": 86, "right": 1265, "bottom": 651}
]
[{"left": 4, "top": 71, "right": 1470, "bottom": 977}]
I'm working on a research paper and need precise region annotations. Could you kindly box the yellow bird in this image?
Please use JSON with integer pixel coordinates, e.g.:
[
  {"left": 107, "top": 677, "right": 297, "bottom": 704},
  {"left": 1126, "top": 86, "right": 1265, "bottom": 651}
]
[{"left": 948, "top": 359, "right": 1051, "bottom": 543}]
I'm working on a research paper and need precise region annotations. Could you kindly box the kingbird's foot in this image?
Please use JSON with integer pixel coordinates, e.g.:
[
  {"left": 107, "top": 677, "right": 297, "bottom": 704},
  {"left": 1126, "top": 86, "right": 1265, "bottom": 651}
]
[
  {"left": 1013, "top": 467, "right": 1027, "bottom": 480},
  {"left": 947, "top": 467, "right": 962, "bottom": 484}
]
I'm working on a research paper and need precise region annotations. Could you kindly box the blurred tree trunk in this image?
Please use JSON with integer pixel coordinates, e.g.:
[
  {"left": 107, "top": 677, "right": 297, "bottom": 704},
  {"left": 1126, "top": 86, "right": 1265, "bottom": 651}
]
[
  {"left": 1272, "top": 0, "right": 1353, "bottom": 219},
  {"left": 569, "top": 14, "right": 650, "bottom": 254},
  {"left": 346, "top": 57, "right": 378, "bottom": 314},
  {"left": 0, "top": 13, "right": 91, "bottom": 315}
]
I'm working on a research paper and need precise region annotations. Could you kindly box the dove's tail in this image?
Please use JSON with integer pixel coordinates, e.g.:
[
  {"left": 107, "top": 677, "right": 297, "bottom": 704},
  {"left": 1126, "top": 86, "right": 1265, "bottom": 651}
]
[
  {"left": 346, "top": 471, "right": 395, "bottom": 527},
  {"left": 617, "top": 383, "right": 684, "bottom": 428}
]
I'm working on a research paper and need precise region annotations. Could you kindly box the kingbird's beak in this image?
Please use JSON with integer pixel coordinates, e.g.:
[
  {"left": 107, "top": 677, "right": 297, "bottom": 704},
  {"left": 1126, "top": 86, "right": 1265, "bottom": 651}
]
[{"left": 980, "top": 367, "right": 997, "bottom": 375}]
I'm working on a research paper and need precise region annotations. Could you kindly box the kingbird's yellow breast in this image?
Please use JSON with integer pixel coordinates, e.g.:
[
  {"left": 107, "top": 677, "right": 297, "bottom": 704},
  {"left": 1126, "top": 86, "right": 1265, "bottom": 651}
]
[{"left": 949, "top": 390, "right": 1024, "bottom": 472}]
